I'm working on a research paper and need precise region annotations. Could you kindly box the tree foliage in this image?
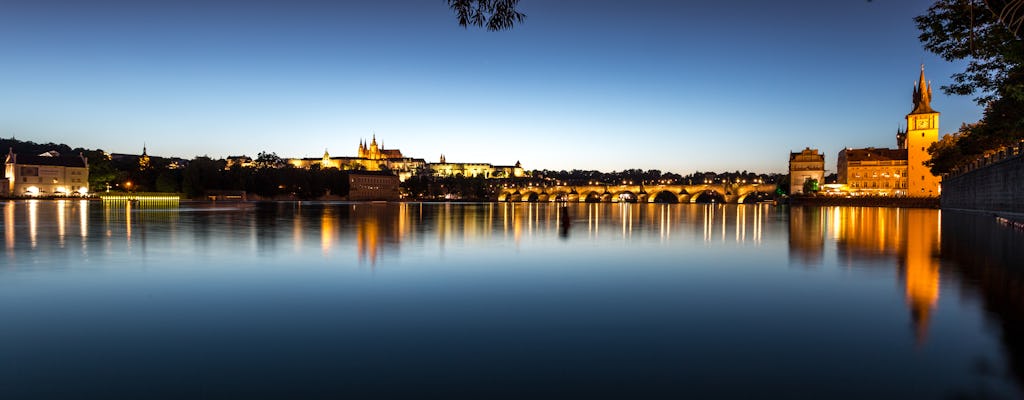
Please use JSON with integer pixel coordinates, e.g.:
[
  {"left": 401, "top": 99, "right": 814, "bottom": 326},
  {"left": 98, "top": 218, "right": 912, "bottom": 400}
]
[
  {"left": 448, "top": 0, "right": 525, "bottom": 31},
  {"left": 917, "top": 0, "right": 1024, "bottom": 173},
  {"left": 916, "top": 0, "right": 1024, "bottom": 104}
]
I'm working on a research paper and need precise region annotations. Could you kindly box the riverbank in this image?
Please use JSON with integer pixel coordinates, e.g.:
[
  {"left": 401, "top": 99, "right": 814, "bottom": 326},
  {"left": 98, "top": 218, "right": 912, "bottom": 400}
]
[{"left": 788, "top": 195, "right": 940, "bottom": 208}]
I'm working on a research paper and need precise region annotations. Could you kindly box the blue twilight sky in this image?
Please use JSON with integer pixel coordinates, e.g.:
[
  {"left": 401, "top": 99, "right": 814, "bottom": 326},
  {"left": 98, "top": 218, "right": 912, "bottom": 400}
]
[{"left": 0, "top": 0, "right": 983, "bottom": 173}]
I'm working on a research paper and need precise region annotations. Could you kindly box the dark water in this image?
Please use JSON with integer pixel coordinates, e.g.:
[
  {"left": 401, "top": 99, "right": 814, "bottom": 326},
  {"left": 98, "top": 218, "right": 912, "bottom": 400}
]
[{"left": 2, "top": 200, "right": 1023, "bottom": 399}]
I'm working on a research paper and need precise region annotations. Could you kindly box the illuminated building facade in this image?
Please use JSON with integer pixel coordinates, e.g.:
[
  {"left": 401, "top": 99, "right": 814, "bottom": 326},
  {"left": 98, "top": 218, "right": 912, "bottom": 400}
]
[
  {"left": 836, "top": 66, "right": 941, "bottom": 196},
  {"left": 226, "top": 155, "right": 254, "bottom": 169},
  {"left": 4, "top": 149, "right": 89, "bottom": 196},
  {"left": 348, "top": 171, "right": 400, "bottom": 201},
  {"left": 429, "top": 155, "right": 524, "bottom": 179},
  {"left": 905, "top": 67, "right": 942, "bottom": 196},
  {"left": 789, "top": 148, "right": 825, "bottom": 194},
  {"left": 837, "top": 147, "right": 908, "bottom": 194}
]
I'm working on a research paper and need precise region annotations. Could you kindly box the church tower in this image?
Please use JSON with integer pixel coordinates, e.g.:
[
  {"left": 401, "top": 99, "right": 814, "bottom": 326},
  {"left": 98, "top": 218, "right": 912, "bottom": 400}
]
[
  {"left": 369, "top": 135, "right": 380, "bottom": 160},
  {"left": 905, "top": 66, "right": 941, "bottom": 196},
  {"left": 139, "top": 144, "right": 150, "bottom": 170}
]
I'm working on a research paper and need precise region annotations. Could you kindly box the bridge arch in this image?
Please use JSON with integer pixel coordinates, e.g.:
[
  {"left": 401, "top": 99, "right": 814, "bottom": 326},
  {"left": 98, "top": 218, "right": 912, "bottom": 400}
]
[
  {"left": 691, "top": 190, "right": 726, "bottom": 203},
  {"left": 502, "top": 191, "right": 522, "bottom": 202},
  {"left": 650, "top": 190, "right": 681, "bottom": 203},
  {"left": 580, "top": 191, "right": 602, "bottom": 203},
  {"left": 737, "top": 191, "right": 772, "bottom": 203},
  {"left": 612, "top": 191, "right": 638, "bottom": 203}
]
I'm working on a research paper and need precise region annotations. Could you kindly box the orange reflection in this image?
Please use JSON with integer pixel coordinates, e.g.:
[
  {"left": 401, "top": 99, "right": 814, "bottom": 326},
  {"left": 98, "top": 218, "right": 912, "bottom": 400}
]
[
  {"left": 79, "top": 200, "right": 89, "bottom": 238},
  {"left": 4, "top": 201, "right": 13, "bottom": 252},
  {"left": 57, "top": 200, "right": 66, "bottom": 248},
  {"left": 904, "top": 209, "right": 940, "bottom": 344},
  {"left": 28, "top": 199, "right": 38, "bottom": 248},
  {"left": 817, "top": 207, "right": 941, "bottom": 344},
  {"left": 789, "top": 207, "right": 825, "bottom": 266},
  {"left": 321, "top": 207, "right": 335, "bottom": 254}
]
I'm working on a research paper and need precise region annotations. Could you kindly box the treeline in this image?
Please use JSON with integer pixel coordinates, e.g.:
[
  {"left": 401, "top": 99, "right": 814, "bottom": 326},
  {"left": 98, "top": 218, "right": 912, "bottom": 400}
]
[
  {"left": 401, "top": 175, "right": 500, "bottom": 201},
  {"left": 147, "top": 158, "right": 350, "bottom": 199},
  {"left": 1, "top": 139, "right": 349, "bottom": 199},
  {"left": 918, "top": 1, "right": 1024, "bottom": 174},
  {"left": 117, "top": 157, "right": 349, "bottom": 199}
]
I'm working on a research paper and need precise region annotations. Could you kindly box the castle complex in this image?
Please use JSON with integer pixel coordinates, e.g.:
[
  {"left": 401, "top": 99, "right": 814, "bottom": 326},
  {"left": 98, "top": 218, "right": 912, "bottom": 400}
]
[{"left": 286, "top": 135, "right": 524, "bottom": 181}]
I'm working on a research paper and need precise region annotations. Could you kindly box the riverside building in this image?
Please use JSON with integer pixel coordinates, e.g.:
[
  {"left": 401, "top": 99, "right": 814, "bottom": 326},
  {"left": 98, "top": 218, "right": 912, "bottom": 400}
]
[
  {"left": 836, "top": 66, "right": 942, "bottom": 196},
  {"left": 3, "top": 149, "right": 89, "bottom": 196}
]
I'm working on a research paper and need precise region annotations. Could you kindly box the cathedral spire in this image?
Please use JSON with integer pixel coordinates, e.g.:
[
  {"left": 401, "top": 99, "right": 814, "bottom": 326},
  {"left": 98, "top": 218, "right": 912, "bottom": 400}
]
[{"left": 911, "top": 65, "right": 935, "bottom": 114}]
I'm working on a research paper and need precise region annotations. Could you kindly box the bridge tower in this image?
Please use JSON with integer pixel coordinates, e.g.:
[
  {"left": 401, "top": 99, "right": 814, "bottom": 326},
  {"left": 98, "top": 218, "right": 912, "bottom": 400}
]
[{"left": 905, "top": 65, "right": 941, "bottom": 196}]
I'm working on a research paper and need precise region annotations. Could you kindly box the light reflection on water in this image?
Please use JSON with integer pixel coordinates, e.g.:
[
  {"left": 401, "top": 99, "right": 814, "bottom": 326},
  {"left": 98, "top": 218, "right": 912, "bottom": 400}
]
[{"left": 1, "top": 200, "right": 1023, "bottom": 399}]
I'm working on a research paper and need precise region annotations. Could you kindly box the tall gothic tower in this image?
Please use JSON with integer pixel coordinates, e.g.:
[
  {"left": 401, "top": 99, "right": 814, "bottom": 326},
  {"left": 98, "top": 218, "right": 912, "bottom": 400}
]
[{"left": 905, "top": 66, "right": 941, "bottom": 196}]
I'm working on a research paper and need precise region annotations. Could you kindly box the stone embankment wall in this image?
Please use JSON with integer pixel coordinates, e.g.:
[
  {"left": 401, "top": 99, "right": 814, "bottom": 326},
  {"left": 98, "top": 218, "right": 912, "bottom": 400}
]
[
  {"left": 789, "top": 196, "right": 939, "bottom": 208},
  {"left": 941, "top": 141, "right": 1024, "bottom": 214}
]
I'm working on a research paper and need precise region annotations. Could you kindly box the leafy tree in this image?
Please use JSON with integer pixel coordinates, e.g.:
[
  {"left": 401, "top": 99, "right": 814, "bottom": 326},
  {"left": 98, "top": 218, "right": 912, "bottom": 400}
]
[
  {"left": 916, "top": 0, "right": 1024, "bottom": 104},
  {"left": 917, "top": 0, "right": 1024, "bottom": 173},
  {"left": 182, "top": 156, "right": 224, "bottom": 198},
  {"left": 802, "top": 178, "right": 820, "bottom": 194},
  {"left": 254, "top": 151, "right": 284, "bottom": 169},
  {"left": 155, "top": 170, "right": 181, "bottom": 192},
  {"left": 448, "top": 0, "right": 525, "bottom": 31},
  {"left": 83, "top": 150, "right": 120, "bottom": 191}
]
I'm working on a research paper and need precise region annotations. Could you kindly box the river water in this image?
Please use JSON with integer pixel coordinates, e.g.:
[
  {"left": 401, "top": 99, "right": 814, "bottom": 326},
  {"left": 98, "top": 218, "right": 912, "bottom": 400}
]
[{"left": 2, "top": 200, "right": 1023, "bottom": 398}]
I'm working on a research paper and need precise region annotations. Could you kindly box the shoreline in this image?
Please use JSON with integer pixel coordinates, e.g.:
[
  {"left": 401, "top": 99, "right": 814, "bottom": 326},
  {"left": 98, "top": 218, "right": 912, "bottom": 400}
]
[{"left": 787, "top": 196, "right": 940, "bottom": 209}]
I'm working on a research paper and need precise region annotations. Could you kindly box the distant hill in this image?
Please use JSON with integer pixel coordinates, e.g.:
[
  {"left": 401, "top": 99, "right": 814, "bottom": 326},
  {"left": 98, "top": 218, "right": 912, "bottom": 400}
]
[{"left": 0, "top": 138, "right": 101, "bottom": 158}]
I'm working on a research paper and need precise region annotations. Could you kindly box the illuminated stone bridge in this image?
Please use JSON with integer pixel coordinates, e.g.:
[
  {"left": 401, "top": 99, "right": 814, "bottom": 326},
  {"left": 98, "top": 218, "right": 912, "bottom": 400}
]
[{"left": 498, "top": 183, "right": 778, "bottom": 204}]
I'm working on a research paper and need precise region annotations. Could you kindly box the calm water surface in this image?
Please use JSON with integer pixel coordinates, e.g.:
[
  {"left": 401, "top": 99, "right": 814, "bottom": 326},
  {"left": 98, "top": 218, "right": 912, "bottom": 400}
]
[{"left": 2, "top": 200, "right": 1023, "bottom": 398}]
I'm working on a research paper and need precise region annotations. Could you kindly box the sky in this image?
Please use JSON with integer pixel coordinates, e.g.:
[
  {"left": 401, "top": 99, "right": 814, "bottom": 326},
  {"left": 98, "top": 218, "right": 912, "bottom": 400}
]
[{"left": 0, "top": 0, "right": 984, "bottom": 174}]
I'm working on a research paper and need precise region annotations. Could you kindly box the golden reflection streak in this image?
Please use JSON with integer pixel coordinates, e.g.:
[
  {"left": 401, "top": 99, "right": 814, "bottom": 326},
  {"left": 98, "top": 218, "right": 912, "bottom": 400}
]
[
  {"left": 293, "top": 204, "right": 303, "bottom": 252},
  {"left": 125, "top": 201, "right": 132, "bottom": 246},
  {"left": 621, "top": 204, "right": 627, "bottom": 238},
  {"left": 321, "top": 207, "right": 334, "bottom": 254},
  {"left": 356, "top": 211, "right": 380, "bottom": 265},
  {"left": 659, "top": 206, "right": 668, "bottom": 241},
  {"left": 703, "top": 204, "right": 712, "bottom": 242},
  {"left": 79, "top": 200, "right": 88, "bottom": 238},
  {"left": 57, "top": 200, "right": 66, "bottom": 248},
  {"left": 28, "top": 199, "right": 38, "bottom": 249},
  {"left": 512, "top": 204, "right": 521, "bottom": 246},
  {"left": 904, "top": 209, "right": 941, "bottom": 345},
  {"left": 5, "top": 201, "right": 14, "bottom": 252},
  {"left": 721, "top": 204, "right": 726, "bottom": 241},
  {"left": 753, "top": 204, "right": 762, "bottom": 243},
  {"left": 827, "top": 207, "right": 942, "bottom": 344},
  {"left": 735, "top": 206, "right": 742, "bottom": 243}
]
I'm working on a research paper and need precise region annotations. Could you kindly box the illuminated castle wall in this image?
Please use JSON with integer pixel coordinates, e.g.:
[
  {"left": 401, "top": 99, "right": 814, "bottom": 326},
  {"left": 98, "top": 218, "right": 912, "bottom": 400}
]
[{"left": 286, "top": 135, "right": 524, "bottom": 181}]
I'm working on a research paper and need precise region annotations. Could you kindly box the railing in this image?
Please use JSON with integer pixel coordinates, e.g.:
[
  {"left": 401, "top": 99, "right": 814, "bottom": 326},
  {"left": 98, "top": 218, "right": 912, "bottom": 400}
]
[
  {"left": 97, "top": 192, "right": 181, "bottom": 207},
  {"left": 947, "top": 139, "right": 1024, "bottom": 178}
]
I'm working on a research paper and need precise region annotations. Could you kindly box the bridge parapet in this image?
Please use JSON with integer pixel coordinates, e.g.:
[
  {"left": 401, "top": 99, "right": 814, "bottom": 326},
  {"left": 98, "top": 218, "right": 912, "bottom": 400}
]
[{"left": 498, "top": 183, "right": 776, "bottom": 203}]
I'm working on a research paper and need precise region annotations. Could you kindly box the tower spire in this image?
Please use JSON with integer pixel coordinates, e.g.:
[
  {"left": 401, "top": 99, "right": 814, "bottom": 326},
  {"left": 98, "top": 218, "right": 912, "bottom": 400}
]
[{"left": 911, "top": 64, "right": 935, "bottom": 114}]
